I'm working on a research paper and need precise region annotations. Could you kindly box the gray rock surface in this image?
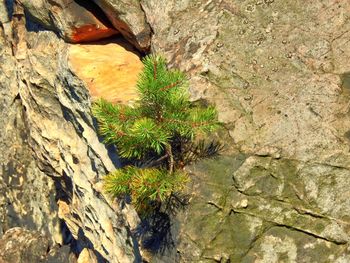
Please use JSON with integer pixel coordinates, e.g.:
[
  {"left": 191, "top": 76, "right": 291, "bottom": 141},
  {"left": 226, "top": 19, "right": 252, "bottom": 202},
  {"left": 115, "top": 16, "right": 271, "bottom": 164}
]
[
  {"left": 0, "top": 227, "right": 75, "bottom": 263},
  {"left": 2, "top": 0, "right": 350, "bottom": 262},
  {"left": 93, "top": 0, "right": 151, "bottom": 52},
  {"left": 141, "top": 0, "right": 350, "bottom": 262},
  {"left": 0, "top": 3, "right": 61, "bottom": 243},
  {"left": 1, "top": 2, "right": 141, "bottom": 262},
  {"left": 142, "top": 0, "right": 350, "bottom": 165}
]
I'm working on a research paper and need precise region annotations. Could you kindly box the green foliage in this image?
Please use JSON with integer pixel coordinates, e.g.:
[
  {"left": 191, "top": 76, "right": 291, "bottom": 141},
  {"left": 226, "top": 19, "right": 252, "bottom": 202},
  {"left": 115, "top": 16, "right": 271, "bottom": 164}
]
[
  {"left": 93, "top": 54, "right": 220, "bottom": 213},
  {"left": 104, "top": 166, "right": 188, "bottom": 213}
]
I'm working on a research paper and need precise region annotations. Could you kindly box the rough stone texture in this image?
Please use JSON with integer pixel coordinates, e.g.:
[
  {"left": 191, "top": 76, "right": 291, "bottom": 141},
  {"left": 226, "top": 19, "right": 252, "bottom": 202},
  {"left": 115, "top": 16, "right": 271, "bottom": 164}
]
[
  {"left": 93, "top": 0, "right": 151, "bottom": 52},
  {"left": 19, "top": 0, "right": 118, "bottom": 42},
  {"left": 77, "top": 248, "right": 98, "bottom": 263},
  {"left": 166, "top": 156, "right": 350, "bottom": 263},
  {"left": 68, "top": 38, "right": 143, "bottom": 104},
  {"left": 0, "top": 227, "right": 75, "bottom": 263},
  {"left": 142, "top": 0, "right": 350, "bottom": 165},
  {"left": 17, "top": 26, "right": 139, "bottom": 263},
  {"left": 141, "top": 0, "right": 350, "bottom": 262},
  {"left": 1, "top": 2, "right": 141, "bottom": 262},
  {"left": 0, "top": 3, "right": 62, "bottom": 244},
  {"left": 2, "top": 0, "right": 350, "bottom": 262}
]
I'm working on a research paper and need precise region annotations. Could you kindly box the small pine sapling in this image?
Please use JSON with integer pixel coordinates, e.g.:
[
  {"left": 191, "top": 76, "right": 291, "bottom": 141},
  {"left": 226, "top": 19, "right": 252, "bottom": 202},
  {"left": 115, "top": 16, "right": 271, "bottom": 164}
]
[{"left": 93, "top": 55, "right": 220, "bottom": 213}]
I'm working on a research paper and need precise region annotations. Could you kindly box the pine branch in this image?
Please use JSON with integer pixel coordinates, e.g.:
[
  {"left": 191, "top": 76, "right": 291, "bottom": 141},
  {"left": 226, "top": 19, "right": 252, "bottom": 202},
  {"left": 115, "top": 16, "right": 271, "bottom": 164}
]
[
  {"left": 165, "top": 144, "right": 174, "bottom": 174},
  {"left": 153, "top": 59, "right": 157, "bottom": 80},
  {"left": 160, "top": 80, "right": 182, "bottom": 91}
]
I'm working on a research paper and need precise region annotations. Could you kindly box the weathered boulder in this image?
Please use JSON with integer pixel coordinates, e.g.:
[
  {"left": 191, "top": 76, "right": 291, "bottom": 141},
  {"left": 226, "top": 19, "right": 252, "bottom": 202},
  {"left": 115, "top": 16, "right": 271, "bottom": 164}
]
[
  {"left": 20, "top": 0, "right": 152, "bottom": 49},
  {"left": 141, "top": 0, "right": 350, "bottom": 261},
  {"left": 68, "top": 38, "right": 143, "bottom": 104},
  {"left": 19, "top": 0, "right": 118, "bottom": 43},
  {"left": 92, "top": 0, "right": 151, "bottom": 52},
  {"left": 0, "top": 227, "right": 74, "bottom": 263}
]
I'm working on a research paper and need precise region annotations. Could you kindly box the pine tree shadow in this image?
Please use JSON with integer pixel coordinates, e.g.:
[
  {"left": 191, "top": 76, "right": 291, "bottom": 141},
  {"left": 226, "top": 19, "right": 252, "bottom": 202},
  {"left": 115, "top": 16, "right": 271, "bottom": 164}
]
[
  {"left": 132, "top": 193, "right": 190, "bottom": 254},
  {"left": 173, "top": 138, "right": 224, "bottom": 166}
]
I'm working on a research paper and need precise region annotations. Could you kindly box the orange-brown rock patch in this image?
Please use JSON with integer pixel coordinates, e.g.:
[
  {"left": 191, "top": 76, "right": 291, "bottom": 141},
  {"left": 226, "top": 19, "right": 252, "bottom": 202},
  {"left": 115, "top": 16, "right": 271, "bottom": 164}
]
[
  {"left": 68, "top": 39, "right": 143, "bottom": 104},
  {"left": 71, "top": 24, "right": 118, "bottom": 43}
]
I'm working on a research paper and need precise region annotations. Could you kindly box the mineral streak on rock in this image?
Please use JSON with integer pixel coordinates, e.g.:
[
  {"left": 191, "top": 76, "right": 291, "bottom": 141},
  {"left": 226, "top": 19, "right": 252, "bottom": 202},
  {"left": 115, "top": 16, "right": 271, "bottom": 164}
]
[{"left": 70, "top": 24, "right": 118, "bottom": 43}]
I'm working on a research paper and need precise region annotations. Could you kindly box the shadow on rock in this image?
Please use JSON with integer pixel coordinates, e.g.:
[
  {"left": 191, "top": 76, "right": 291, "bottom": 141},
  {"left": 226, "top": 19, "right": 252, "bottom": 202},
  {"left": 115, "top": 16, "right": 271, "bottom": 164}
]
[{"left": 133, "top": 193, "right": 190, "bottom": 254}]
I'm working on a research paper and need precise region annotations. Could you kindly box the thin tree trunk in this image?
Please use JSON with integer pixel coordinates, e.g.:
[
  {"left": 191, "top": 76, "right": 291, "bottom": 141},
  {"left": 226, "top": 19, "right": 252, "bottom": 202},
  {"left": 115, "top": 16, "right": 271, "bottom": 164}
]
[{"left": 165, "top": 144, "right": 174, "bottom": 174}]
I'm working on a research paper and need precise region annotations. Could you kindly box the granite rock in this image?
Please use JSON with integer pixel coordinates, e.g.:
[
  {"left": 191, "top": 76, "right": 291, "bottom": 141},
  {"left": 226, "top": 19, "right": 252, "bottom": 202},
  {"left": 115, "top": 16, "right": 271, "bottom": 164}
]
[
  {"left": 0, "top": 227, "right": 74, "bottom": 263},
  {"left": 2, "top": 0, "right": 350, "bottom": 262},
  {"left": 141, "top": 0, "right": 350, "bottom": 261}
]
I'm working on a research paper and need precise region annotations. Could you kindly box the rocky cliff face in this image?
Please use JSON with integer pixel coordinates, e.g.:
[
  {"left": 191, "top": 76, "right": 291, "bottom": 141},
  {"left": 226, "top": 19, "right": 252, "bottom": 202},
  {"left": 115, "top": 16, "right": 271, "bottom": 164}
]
[
  {"left": 141, "top": 0, "right": 350, "bottom": 262},
  {"left": 0, "top": 1, "right": 141, "bottom": 262},
  {"left": 1, "top": 0, "right": 350, "bottom": 262}
]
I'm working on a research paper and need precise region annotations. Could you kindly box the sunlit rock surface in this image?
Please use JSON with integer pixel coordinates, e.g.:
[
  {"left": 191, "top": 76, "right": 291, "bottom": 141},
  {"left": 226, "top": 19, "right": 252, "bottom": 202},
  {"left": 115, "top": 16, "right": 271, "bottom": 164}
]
[
  {"left": 68, "top": 38, "right": 143, "bottom": 104},
  {"left": 1, "top": 0, "right": 350, "bottom": 262},
  {"left": 0, "top": 3, "right": 141, "bottom": 262},
  {"left": 142, "top": 0, "right": 350, "bottom": 262}
]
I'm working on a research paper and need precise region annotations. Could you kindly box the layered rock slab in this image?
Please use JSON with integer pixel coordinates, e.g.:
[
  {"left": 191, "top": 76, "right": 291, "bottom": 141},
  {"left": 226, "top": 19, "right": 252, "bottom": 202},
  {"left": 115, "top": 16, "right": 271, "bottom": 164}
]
[
  {"left": 0, "top": 228, "right": 75, "bottom": 263},
  {"left": 68, "top": 38, "right": 143, "bottom": 104},
  {"left": 1, "top": 4, "right": 141, "bottom": 262},
  {"left": 0, "top": 8, "right": 61, "bottom": 244},
  {"left": 17, "top": 32, "right": 139, "bottom": 262},
  {"left": 172, "top": 156, "right": 350, "bottom": 262}
]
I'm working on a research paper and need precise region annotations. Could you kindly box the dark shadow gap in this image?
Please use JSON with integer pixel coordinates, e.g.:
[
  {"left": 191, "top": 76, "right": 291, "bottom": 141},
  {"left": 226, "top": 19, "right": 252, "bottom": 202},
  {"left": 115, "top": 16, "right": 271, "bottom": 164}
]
[
  {"left": 132, "top": 194, "right": 189, "bottom": 255},
  {"left": 73, "top": 0, "right": 114, "bottom": 29},
  {"left": 77, "top": 34, "right": 142, "bottom": 57},
  {"left": 4, "top": 0, "right": 14, "bottom": 20}
]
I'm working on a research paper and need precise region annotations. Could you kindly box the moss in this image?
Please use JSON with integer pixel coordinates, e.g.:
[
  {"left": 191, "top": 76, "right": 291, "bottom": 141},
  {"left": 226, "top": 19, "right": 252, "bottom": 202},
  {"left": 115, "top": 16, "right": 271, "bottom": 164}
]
[
  {"left": 191, "top": 154, "right": 246, "bottom": 185},
  {"left": 246, "top": 169, "right": 280, "bottom": 196},
  {"left": 242, "top": 226, "right": 344, "bottom": 262},
  {"left": 202, "top": 213, "right": 265, "bottom": 262},
  {"left": 315, "top": 222, "right": 326, "bottom": 233},
  {"left": 341, "top": 72, "right": 350, "bottom": 90},
  {"left": 180, "top": 155, "right": 346, "bottom": 261}
]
